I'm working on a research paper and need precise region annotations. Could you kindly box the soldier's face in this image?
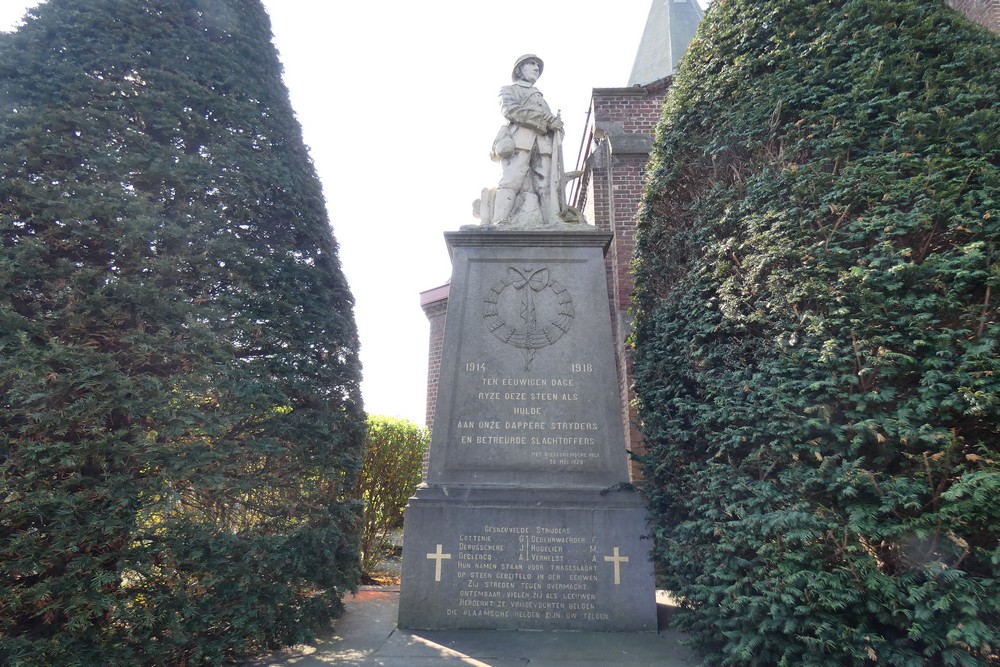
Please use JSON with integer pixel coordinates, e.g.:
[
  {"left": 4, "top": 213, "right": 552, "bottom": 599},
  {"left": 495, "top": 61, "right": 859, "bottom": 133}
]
[{"left": 519, "top": 61, "right": 540, "bottom": 83}]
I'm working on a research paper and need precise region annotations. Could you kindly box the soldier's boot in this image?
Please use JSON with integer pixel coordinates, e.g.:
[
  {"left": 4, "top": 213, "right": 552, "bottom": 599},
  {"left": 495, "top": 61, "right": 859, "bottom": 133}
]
[{"left": 491, "top": 188, "right": 517, "bottom": 225}]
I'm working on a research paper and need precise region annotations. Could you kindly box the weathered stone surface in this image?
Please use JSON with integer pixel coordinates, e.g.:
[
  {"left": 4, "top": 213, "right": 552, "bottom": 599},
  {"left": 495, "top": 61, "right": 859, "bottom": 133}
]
[
  {"left": 399, "top": 230, "right": 655, "bottom": 631},
  {"left": 397, "top": 487, "right": 655, "bottom": 631},
  {"left": 425, "top": 231, "right": 627, "bottom": 488}
]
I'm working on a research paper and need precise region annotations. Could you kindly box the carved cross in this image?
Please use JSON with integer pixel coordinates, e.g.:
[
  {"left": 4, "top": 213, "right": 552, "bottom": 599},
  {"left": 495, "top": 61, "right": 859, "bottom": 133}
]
[
  {"left": 604, "top": 547, "right": 630, "bottom": 585},
  {"left": 426, "top": 544, "right": 452, "bottom": 582}
]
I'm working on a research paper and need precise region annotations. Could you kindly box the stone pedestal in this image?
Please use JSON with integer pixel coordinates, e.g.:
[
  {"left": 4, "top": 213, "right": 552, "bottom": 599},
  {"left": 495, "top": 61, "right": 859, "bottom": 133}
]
[{"left": 398, "top": 230, "right": 656, "bottom": 631}]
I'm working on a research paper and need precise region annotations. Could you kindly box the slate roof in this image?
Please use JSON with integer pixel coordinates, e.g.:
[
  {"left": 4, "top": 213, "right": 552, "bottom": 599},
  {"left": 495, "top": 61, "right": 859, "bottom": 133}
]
[{"left": 627, "top": 0, "right": 704, "bottom": 86}]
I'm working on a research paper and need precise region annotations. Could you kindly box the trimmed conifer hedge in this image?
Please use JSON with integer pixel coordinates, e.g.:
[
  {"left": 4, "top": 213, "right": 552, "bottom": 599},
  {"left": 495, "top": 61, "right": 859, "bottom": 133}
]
[
  {"left": 633, "top": 1, "right": 999, "bottom": 664},
  {"left": 0, "top": 1, "right": 366, "bottom": 664}
]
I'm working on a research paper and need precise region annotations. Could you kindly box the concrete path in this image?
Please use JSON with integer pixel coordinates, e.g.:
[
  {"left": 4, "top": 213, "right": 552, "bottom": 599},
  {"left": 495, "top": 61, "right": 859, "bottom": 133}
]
[{"left": 244, "top": 588, "right": 700, "bottom": 667}]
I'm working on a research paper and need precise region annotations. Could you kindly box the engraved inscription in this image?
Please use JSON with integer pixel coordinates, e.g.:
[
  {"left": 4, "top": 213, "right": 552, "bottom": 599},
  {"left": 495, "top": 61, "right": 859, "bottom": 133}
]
[
  {"left": 444, "top": 525, "right": 617, "bottom": 623},
  {"left": 456, "top": 361, "right": 602, "bottom": 463}
]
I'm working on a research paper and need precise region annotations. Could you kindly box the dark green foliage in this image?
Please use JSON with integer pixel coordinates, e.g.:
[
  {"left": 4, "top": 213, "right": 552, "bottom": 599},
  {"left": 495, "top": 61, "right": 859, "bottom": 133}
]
[
  {"left": 355, "top": 416, "right": 428, "bottom": 579},
  {"left": 633, "top": 1, "right": 999, "bottom": 664},
  {"left": 0, "top": 1, "right": 366, "bottom": 664}
]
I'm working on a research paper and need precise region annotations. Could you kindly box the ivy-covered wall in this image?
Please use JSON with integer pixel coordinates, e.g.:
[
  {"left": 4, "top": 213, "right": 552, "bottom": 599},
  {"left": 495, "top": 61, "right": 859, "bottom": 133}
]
[{"left": 633, "top": 0, "right": 999, "bottom": 664}]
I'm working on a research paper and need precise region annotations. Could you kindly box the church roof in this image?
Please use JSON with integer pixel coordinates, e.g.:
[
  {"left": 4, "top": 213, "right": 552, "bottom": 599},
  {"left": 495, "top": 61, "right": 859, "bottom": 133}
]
[{"left": 628, "top": 0, "right": 703, "bottom": 86}]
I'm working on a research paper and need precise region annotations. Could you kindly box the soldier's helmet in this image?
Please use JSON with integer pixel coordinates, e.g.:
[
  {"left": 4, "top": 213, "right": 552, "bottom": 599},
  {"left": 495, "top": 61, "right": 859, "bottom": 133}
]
[{"left": 511, "top": 54, "right": 544, "bottom": 82}]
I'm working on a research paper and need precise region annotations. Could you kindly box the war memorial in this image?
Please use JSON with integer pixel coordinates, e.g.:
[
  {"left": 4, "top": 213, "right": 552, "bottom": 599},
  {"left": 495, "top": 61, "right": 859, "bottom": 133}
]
[{"left": 397, "top": 55, "right": 657, "bottom": 632}]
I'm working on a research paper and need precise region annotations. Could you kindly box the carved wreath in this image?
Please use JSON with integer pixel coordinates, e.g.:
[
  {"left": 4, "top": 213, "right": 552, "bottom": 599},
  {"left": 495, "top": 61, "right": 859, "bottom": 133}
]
[{"left": 484, "top": 267, "right": 574, "bottom": 370}]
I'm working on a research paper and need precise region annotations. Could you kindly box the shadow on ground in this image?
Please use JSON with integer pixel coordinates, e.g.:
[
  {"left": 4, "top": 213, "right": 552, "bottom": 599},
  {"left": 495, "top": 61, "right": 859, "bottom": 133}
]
[{"left": 243, "top": 588, "right": 699, "bottom": 667}]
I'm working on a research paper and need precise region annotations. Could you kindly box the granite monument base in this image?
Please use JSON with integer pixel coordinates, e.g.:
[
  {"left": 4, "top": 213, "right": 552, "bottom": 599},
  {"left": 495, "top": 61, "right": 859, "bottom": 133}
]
[
  {"left": 397, "top": 486, "right": 656, "bottom": 631},
  {"left": 398, "top": 230, "right": 656, "bottom": 631}
]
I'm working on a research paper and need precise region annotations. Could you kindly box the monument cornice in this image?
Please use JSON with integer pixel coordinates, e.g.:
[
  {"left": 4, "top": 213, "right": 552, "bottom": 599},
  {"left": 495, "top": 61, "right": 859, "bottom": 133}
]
[{"left": 445, "top": 229, "right": 612, "bottom": 256}]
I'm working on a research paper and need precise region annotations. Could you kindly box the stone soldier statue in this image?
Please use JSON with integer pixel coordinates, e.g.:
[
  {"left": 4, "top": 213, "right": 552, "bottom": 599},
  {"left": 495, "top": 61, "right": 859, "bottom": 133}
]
[{"left": 487, "top": 54, "right": 582, "bottom": 227}]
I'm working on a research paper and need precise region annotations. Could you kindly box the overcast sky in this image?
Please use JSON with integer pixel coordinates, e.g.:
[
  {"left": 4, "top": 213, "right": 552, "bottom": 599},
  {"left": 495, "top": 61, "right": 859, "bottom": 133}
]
[{"left": 2, "top": 1, "right": 707, "bottom": 425}]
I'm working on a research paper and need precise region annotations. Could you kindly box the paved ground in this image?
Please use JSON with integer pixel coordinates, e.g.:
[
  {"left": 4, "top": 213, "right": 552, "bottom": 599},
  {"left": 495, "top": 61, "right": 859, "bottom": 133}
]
[{"left": 244, "top": 587, "right": 700, "bottom": 667}]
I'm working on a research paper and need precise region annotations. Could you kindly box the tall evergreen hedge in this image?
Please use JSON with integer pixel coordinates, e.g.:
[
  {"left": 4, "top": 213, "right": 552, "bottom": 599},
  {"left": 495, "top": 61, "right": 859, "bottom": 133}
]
[
  {"left": 633, "top": 1, "right": 999, "bottom": 664},
  {"left": 0, "top": 1, "right": 366, "bottom": 664}
]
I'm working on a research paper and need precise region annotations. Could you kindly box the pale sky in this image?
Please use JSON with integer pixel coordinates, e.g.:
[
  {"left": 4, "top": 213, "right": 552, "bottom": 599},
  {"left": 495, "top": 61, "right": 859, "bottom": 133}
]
[{"left": 2, "top": 1, "right": 707, "bottom": 426}]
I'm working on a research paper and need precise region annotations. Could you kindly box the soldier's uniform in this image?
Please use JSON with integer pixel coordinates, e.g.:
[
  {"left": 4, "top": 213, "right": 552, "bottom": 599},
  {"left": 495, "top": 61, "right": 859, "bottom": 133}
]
[{"left": 492, "top": 55, "right": 561, "bottom": 225}]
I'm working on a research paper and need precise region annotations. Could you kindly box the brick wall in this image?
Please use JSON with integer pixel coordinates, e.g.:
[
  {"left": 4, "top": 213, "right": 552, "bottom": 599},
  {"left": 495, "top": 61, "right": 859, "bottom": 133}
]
[
  {"left": 591, "top": 89, "right": 666, "bottom": 136},
  {"left": 946, "top": 0, "right": 1000, "bottom": 31},
  {"left": 577, "top": 80, "right": 670, "bottom": 480},
  {"left": 422, "top": 299, "right": 447, "bottom": 431},
  {"left": 420, "top": 285, "right": 449, "bottom": 479}
]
